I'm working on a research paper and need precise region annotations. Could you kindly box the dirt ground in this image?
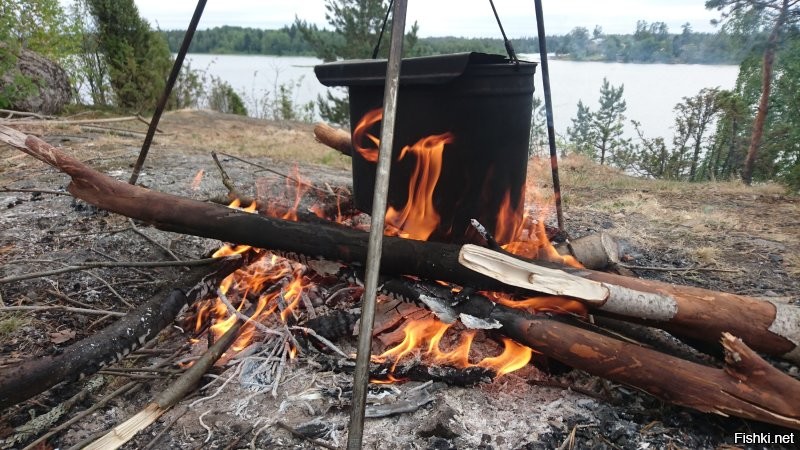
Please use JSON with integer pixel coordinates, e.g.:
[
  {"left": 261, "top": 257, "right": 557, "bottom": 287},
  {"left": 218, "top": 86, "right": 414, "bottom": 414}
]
[{"left": 0, "top": 110, "right": 798, "bottom": 449}]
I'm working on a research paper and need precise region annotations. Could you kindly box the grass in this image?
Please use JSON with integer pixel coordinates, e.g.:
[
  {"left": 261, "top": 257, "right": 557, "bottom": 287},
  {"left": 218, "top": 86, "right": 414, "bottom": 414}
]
[{"left": 0, "top": 314, "right": 29, "bottom": 337}]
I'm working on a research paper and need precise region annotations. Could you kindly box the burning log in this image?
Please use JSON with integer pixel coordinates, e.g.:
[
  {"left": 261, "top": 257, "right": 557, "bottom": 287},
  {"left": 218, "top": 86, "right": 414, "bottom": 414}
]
[
  {"left": 0, "top": 254, "right": 244, "bottom": 410},
  {"left": 383, "top": 278, "right": 800, "bottom": 430},
  {"left": 1, "top": 125, "right": 798, "bottom": 364}
]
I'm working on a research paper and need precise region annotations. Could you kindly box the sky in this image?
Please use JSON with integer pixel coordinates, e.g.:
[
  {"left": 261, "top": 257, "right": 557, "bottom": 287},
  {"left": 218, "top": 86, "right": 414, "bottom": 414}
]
[{"left": 89, "top": 0, "right": 724, "bottom": 37}]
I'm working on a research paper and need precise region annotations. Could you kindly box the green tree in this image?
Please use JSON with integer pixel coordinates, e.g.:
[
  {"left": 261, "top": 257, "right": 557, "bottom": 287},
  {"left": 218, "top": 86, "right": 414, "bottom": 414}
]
[
  {"left": 672, "top": 88, "right": 722, "bottom": 180},
  {"left": 295, "top": 0, "right": 420, "bottom": 125},
  {"left": 566, "top": 100, "right": 594, "bottom": 157},
  {"left": 706, "top": 0, "right": 800, "bottom": 184},
  {"left": 591, "top": 78, "right": 629, "bottom": 165},
  {"left": 85, "top": 0, "right": 173, "bottom": 110}
]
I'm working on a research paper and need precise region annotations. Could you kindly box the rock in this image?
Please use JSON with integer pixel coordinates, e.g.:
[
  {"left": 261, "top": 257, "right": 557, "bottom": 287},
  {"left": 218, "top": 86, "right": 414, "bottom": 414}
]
[{"left": 1, "top": 47, "right": 71, "bottom": 114}]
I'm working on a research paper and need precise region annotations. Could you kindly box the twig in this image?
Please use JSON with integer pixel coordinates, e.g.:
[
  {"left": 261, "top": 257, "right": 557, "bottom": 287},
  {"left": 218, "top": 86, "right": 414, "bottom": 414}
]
[
  {"left": 211, "top": 151, "right": 252, "bottom": 204},
  {"left": 84, "top": 317, "right": 246, "bottom": 450},
  {"left": 1, "top": 115, "right": 142, "bottom": 126},
  {"left": 2, "top": 376, "right": 105, "bottom": 448},
  {"left": 102, "top": 367, "right": 181, "bottom": 374},
  {"left": 136, "top": 114, "right": 163, "bottom": 133},
  {"left": 250, "top": 420, "right": 273, "bottom": 449},
  {"left": 128, "top": 219, "right": 182, "bottom": 261},
  {"left": 0, "top": 305, "right": 125, "bottom": 317},
  {"left": 275, "top": 421, "right": 339, "bottom": 450},
  {"left": 0, "top": 109, "right": 56, "bottom": 119},
  {"left": 216, "top": 289, "right": 285, "bottom": 337},
  {"left": 46, "top": 289, "right": 101, "bottom": 309},
  {"left": 0, "top": 187, "right": 70, "bottom": 196},
  {"left": 0, "top": 257, "right": 220, "bottom": 284},
  {"left": 216, "top": 151, "right": 336, "bottom": 197},
  {"left": 89, "top": 248, "right": 156, "bottom": 281},
  {"left": 57, "top": 227, "right": 131, "bottom": 238},
  {"left": 22, "top": 381, "right": 140, "bottom": 450},
  {"left": 290, "top": 325, "right": 349, "bottom": 358},
  {"left": 79, "top": 125, "right": 149, "bottom": 138},
  {"left": 86, "top": 270, "right": 134, "bottom": 308},
  {"left": 96, "top": 371, "right": 170, "bottom": 380},
  {"left": 616, "top": 262, "right": 739, "bottom": 273}
]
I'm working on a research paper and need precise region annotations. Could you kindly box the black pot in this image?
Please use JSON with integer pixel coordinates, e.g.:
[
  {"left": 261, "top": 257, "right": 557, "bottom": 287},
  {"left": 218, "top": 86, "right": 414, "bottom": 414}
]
[{"left": 315, "top": 52, "right": 536, "bottom": 243}]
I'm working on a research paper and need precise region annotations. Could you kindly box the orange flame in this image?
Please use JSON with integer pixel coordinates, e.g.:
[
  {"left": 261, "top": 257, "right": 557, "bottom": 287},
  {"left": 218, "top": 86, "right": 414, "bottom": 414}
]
[
  {"left": 374, "top": 317, "right": 533, "bottom": 378},
  {"left": 353, "top": 108, "right": 453, "bottom": 240}
]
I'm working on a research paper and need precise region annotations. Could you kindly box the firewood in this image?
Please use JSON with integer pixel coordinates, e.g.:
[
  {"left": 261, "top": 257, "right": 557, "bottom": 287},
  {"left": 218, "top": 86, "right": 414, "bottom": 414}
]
[
  {"left": 0, "top": 254, "right": 244, "bottom": 410},
  {"left": 314, "top": 122, "right": 353, "bottom": 156},
  {"left": 387, "top": 278, "right": 800, "bottom": 430},
  {"left": 1, "top": 125, "right": 797, "bottom": 365}
]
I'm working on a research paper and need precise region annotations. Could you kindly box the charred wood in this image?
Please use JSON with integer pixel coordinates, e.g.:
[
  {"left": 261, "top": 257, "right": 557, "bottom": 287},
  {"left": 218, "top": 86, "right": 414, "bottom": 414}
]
[
  {"left": 389, "top": 279, "right": 800, "bottom": 430},
  {"left": 1, "top": 126, "right": 798, "bottom": 364},
  {"left": 0, "top": 255, "right": 244, "bottom": 410}
]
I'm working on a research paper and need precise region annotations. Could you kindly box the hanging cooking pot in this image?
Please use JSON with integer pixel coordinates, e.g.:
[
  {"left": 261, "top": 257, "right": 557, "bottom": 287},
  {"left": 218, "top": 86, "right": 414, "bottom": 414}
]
[{"left": 315, "top": 52, "right": 536, "bottom": 243}]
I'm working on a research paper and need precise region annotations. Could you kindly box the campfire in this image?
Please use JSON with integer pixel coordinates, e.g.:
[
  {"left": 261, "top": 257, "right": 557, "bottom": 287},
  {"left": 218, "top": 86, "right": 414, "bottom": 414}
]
[
  {"left": 0, "top": 117, "right": 799, "bottom": 449},
  {"left": 186, "top": 108, "right": 583, "bottom": 385}
]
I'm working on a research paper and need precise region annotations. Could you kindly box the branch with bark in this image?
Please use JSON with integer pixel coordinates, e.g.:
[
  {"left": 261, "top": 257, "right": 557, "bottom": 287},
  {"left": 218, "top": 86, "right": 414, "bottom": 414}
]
[{"left": 1, "top": 124, "right": 797, "bottom": 365}]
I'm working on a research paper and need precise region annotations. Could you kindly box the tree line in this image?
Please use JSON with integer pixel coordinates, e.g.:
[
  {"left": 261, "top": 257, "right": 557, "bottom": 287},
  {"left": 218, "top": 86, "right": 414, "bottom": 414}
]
[
  {"left": 161, "top": 22, "right": 747, "bottom": 64},
  {"left": 557, "top": 0, "right": 800, "bottom": 190}
]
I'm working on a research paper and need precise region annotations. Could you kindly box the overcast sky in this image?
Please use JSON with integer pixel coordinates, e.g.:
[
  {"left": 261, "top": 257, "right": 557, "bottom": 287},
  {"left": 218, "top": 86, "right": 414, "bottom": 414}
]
[{"left": 112, "top": 0, "right": 722, "bottom": 37}]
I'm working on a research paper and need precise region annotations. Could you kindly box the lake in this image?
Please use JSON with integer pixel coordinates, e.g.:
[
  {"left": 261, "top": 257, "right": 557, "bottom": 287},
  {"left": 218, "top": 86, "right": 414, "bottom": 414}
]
[{"left": 185, "top": 53, "right": 739, "bottom": 141}]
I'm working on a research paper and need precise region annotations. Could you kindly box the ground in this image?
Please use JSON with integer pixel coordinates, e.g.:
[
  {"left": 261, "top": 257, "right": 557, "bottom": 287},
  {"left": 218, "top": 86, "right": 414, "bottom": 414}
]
[{"left": 0, "top": 109, "right": 798, "bottom": 449}]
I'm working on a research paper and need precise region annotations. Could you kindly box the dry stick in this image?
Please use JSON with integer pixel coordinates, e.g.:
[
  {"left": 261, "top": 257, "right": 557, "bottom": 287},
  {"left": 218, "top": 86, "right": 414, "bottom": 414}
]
[
  {"left": 0, "top": 257, "right": 219, "bottom": 284},
  {"left": 89, "top": 248, "right": 158, "bottom": 282},
  {"left": 0, "top": 305, "right": 125, "bottom": 317},
  {"left": 313, "top": 122, "right": 353, "bottom": 156},
  {"left": 2, "top": 376, "right": 105, "bottom": 449},
  {"left": 46, "top": 289, "right": 101, "bottom": 309},
  {"left": 216, "top": 289, "right": 285, "bottom": 337},
  {"left": 216, "top": 151, "right": 337, "bottom": 197},
  {"left": 290, "top": 325, "right": 349, "bottom": 358},
  {"left": 22, "top": 381, "right": 138, "bottom": 450},
  {"left": 275, "top": 421, "right": 340, "bottom": 450},
  {"left": 0, "top": 256, "right": 243, "bottom": 410},
  {"left": 79, "top": 125, "right": 149, "bottom": 138},
  {"left": 1, "top": 115, "right": 143, "bottom": 126},
  {"left": 83, "top": 317, "right": 246, "bottom": 450},
  {"left": 127, "top": 218, "right": 183, "bottom": 262},
  {"left": 85, "top": 269, "right": 134, "bottom": 308},
  {"left": 0, "top": 109, "right": 56, "bottom": 119},
  {"left": 0, "top": 187, "right": 71, "bottom": 196},
  {"left": 211, "top": 151, "right": 253, "bottom": 204},
  {"left": 136, "top": 114, "right": 162, "bottom": 133}
]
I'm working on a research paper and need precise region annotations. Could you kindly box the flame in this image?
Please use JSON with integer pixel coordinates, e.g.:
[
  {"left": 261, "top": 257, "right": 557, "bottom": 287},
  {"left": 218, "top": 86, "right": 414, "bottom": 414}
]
[
  {"left": 374, "top": 317, "right": 533, "bottom": 378},
  {"left": 352, "top": 109, "right": 383, "bottom": 162},
  {"left": 193, "top": 251, "right": 311, "bottom": 350},
  {"left": 385, "top": 133, "right": 453, "bottom": 240},
  {"left": 191, "top": 169, "right": 204, "bottom": 190},
  {"left": 353, "top": 108, "right": 453, "bottom": 240}
]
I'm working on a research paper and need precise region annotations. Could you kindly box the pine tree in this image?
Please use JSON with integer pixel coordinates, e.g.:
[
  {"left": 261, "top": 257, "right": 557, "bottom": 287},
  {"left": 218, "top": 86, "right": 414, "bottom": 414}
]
[
  {"left": 566, "top": 100, "right": 594, "bottom": 158},
  {"left": 591, "top": 78, "right": 628, "bottom": 165},
  {"left": 85, "top": 0, "right": 173, "bottom": 110},
  {"left": 706, "top": 0, "right": 800, "bottom": 184},
  {"left": 295, "top": 0, "right": 420, "bottom": 125}
]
